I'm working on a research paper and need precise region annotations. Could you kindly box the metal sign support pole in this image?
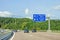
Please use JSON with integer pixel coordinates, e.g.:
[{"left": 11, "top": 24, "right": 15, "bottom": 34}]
[
  {"left": 47, "top": 17, "right": 51, "bottom": 32},
  {"left": 48, "top": 17, "right": 50, "bottom": 30}
]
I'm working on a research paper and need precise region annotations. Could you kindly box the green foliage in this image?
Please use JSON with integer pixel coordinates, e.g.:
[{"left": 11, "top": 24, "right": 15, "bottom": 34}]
[{"left": 0, "top": 17, "right": 60, "bottom": 30}]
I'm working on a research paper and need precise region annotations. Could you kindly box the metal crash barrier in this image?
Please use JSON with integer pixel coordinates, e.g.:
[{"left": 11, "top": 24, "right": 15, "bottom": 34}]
[{"left": 0, "top": 32, "right": 13, "bottom": 40}]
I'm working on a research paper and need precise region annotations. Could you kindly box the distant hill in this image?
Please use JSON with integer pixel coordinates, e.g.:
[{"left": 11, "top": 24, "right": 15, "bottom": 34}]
[{"left": 0, "top": 17, "right": 60, "bottom": 30}]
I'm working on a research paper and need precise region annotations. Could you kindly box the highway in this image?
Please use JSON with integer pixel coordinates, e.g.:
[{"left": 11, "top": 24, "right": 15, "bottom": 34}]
[{"left": 12, "top": 31, "right": 60, "bottom": 40}]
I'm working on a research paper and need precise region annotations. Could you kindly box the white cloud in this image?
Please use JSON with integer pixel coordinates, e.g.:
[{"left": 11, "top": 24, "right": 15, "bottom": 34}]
[
  {"left": 0, "top": 11, "right": 12, "bottom": 17},
  {"left": 25, "top": 8, "right": 29, "bottom": 15},
  {"left": 28, "top": 17, "right": 32, "bottom": 19},
  {"left": 46, "top": 5, "right": 60, "bottom": 13},
  {"left": 26, "top": 16, "right": 32, "bottom": 19},
  {"left": 53, "top": 5, "right": 60, "bottom": 10}
]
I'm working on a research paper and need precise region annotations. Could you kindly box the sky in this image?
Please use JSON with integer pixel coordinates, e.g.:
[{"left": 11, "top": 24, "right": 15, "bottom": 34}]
[{"left": 0, "top": 0, "right": 60, "bottom": 19}]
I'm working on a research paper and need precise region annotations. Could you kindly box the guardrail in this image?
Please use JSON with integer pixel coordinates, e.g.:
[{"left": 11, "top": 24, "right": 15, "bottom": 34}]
[{"left": 0, "top": 32, "right": 13, "bottom": 40}]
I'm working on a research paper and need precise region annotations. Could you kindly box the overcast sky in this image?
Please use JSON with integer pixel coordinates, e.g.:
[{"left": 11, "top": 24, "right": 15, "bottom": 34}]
[{"left": 0, "top": 0, "right": 60, "bottom": 19}]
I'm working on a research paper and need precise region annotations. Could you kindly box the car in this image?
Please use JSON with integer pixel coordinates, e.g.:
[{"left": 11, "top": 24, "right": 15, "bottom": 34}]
[
  {"left": 32, "top": 29, "right": 36, "bottom": 32},
  {"left": 24, "top": 29, "right": 29, "bottom": 33}
]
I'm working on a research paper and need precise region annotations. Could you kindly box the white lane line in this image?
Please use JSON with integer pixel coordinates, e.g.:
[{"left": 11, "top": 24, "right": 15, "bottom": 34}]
[{"left": 9, "top": 32, "right": 15, "bottom": 40}]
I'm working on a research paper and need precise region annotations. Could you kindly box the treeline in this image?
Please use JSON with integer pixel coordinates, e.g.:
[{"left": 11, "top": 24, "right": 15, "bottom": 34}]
[{"left": 0, "top": 17, "right": 60, "bottom": 30}]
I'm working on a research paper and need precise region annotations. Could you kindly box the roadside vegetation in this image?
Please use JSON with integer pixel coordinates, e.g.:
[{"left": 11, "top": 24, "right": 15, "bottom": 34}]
[{"left": 0, "top": 17, "right": 60, "bottom": 31}]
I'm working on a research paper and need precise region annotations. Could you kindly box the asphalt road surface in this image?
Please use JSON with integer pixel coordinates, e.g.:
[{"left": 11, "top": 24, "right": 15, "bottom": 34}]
[{"left": 12, "top": 31, "right": 60, "bottom": 40}]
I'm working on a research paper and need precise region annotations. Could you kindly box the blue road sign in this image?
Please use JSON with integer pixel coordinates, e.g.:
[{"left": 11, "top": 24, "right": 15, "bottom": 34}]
[{"left": 33, "top": 14, "right": 46, "bottom": 22}]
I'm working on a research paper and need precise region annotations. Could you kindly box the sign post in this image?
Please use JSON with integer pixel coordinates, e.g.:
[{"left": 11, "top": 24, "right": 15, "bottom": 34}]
[
  {"left": 47, "top": 17, "right": 51, "bottom": 32},
  {"left": 48, "top": 17, "right": 50, "bottom": 30},
  {"left": 33, "top": 14, "right": 46, "bottom": 32}
]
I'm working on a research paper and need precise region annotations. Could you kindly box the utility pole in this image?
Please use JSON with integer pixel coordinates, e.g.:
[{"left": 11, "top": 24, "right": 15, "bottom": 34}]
[
  {"left": 47, "top": 14, "right": 51, "bottom": 32},
  {"left": 48, "top": 17, "right": 50, "bottom": 30}
]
